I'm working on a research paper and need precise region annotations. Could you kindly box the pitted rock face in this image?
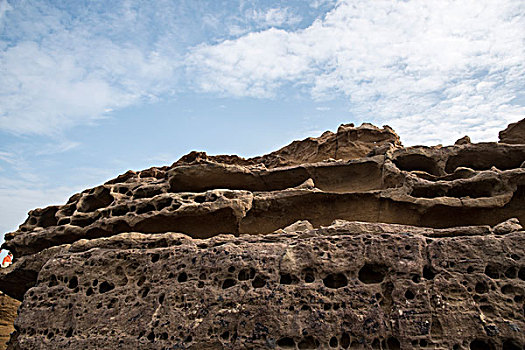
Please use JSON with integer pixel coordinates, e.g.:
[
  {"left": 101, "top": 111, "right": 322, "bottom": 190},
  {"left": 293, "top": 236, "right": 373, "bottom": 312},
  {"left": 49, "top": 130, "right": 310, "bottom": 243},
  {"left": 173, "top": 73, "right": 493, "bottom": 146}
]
[
  {"left": 1, "top": 121, "right": 524, "bottom": 349},
  {"left": 9, "top": 227, "right": 525, "bottom": 349}
]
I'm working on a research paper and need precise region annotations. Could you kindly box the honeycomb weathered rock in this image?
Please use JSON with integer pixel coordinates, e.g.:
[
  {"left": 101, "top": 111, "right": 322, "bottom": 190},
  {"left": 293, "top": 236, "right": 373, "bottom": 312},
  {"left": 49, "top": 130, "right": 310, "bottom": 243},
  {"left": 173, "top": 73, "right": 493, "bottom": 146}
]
[
  {"left": 1, "top": 121, "right": 524, "bottom": 349},
  {"left": 8, "top": 223, "right": 525, "bottom": 349}
]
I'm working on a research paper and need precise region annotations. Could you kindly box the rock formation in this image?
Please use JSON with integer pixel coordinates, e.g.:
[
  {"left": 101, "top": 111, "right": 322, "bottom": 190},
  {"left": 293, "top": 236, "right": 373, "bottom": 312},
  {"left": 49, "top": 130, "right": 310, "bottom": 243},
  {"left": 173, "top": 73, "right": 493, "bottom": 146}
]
[
  {"left": 1, "top": 122, "right": 524, "bottom": 349},
  {"left": 0, "top": 295, "right": 19, "bottom": 350},
  {"left": 499, "top": 118, "right": 525, "bottom": 145}
]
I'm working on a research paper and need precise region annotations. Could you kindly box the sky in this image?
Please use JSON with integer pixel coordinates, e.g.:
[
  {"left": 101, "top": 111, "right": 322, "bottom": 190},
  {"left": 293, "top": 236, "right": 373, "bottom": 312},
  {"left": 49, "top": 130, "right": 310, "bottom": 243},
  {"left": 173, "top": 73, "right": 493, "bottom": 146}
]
[{"left": 0, "top": 0, "right": 524, "bottom": 246}]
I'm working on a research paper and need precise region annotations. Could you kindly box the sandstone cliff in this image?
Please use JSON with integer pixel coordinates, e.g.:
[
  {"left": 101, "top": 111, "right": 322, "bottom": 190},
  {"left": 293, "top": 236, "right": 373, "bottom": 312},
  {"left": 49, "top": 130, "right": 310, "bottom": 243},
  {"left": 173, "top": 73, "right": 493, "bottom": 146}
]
[{"left": 1, "top": 121, "right": 524, "bottom": 349}]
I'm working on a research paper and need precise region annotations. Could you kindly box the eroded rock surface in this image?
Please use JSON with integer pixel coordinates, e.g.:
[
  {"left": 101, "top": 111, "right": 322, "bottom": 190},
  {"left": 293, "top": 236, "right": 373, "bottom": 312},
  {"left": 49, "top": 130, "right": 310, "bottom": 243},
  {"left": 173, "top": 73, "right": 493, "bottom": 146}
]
[
  {"left": 0, "top": 294, "right": 19, "bottom": 350},
  {"left": 8, "top": 223, "right": 525, "bottom": 349},
  {"left": 500, "top": 118, "right": 525, "bottom": 145},
  {"left": 1, "top": 121, "right": 525, "bottom": 349}
]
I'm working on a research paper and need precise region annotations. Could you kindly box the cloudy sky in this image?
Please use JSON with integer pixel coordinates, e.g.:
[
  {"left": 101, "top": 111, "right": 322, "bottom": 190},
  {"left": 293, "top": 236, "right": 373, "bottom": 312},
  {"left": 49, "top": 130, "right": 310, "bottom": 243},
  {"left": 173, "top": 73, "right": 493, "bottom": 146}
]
[{"left": 0, "top": 0, "right": 524, "bottom": 243}]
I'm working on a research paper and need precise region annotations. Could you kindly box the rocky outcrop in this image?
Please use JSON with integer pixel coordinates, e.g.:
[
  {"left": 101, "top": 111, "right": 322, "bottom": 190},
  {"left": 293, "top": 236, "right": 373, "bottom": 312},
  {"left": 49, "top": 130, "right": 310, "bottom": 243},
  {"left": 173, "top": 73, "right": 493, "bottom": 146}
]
[
  {"left": 174, "top": 123, "right": 401, "bottom": 169},
  {"left": 7, "top": 221, "right": 525, "bottom": 349},
  {"left": 1, "top": 121, "right": 524, "bottom": 349},
  {"left": 0, "top": 294, "right": 19, "bottom": 350},
  {"left": 499, "top": 118, "right": 525, "bottom": 145}
]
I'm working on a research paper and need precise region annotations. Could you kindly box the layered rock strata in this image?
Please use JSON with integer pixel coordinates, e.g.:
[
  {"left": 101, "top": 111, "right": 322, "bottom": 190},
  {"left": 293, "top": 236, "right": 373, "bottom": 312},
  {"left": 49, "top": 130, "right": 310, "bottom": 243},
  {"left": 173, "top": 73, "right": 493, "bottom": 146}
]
[{"left": 1, "top": 121, "right": 524, "bottom": 349}]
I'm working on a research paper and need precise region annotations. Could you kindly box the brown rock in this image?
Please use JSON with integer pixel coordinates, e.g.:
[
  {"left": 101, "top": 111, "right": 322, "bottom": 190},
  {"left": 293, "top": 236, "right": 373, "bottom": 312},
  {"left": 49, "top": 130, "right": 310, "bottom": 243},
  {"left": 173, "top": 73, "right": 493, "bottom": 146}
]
[
  {"left": 0, "top": 294, "right": 18, "bottom": 350},
  {"left": 7, "top": 224, "right": 525, "bottom": 349},
  {"left": 1, "top": 120, "right": 525, "bottom": 349},
  {"left": 493, "top": 217, "right": 523, "bottom": 235},
  {"left": 173, "top": 122, "right": 401, "bottom": 168},
  {"left": 454, "top": 135, "right": 471, "bottom": 145},
  {"left": 499, "top": 118, "right": 525, "bottom": 144},
  {"left": 275, "top": 220, "right": 314, "bottom": 233}
]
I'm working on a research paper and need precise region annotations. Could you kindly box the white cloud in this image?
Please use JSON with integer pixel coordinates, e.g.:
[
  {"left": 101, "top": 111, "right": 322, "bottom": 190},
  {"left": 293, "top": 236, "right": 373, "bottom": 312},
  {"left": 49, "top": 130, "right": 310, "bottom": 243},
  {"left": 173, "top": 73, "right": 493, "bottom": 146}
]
[
  {"left": 0, "top": 151, "right": 15, "bottom": 164},
  {"left": 0, "top": 0, "right": 11, "bottom": 20},
  {"left": 0, "top": 2, "right": 181, "bottom": 136},
  {"left": 246, "top": 7, "right": 302, "bottom": 28},
  {"left": 187, "top": 0, "right": 525, "bottom": 145},
  {"left": 187, "top": 28, "right": 312, "bottom": 98},
  {"left": 34, "top": 140, "right": 80, "bottom": 156},
  {"left": 1, "top": 0, "right": 523, "bottom": 146},
  {"left": 0, "top": 39, "right": 179, "bottom": 135},
  {"left": 309, "top": 0, "right": 337, "bottom": 9}
]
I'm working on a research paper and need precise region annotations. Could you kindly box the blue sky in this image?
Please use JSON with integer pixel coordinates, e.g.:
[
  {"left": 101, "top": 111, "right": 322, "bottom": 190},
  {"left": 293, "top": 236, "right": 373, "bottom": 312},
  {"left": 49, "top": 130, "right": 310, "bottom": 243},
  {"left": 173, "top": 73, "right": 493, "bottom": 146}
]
[{"left": 0, "top": 0, "right": 524, "bottom": 244}]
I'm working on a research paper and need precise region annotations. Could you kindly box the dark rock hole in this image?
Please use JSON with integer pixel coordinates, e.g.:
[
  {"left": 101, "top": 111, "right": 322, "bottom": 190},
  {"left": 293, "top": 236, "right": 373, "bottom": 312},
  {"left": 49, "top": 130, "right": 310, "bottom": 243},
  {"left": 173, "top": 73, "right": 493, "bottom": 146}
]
[
  {"left": 178, "top": 272, "right": 188, "bottom": 283},
  {"left": 277, "top": 337, "right": 295, "bottom": 348},
  {"left": 470, "top": 339, "right": 493, "bottom": 350},
  {"left": 303, "top": 268, "right": 315, "bottom": 283},
  {"left": 252, "top": 276, "right": 266, "bottom": 288},
  {"left": 386, "top": 337, "right": 401, "bottom": 350},
  {"left": 323, "top": 273, "right": 348, "bottom": 289},
  {"left": 147, "top": 331, "right": 155, "bottom": 342},
  {"left": 405, "top": 290, "right": 415, "bottom": 299},
  {"left": 238, "top": 268, "right": 256, "bottom": 281},
  {"left": 68, "top": 276, "right": 78, "bottom": 289},
  {"left": 99, "top": 281, "right": 115, "bottom": 294},
  {"left": 222, "top": 278, "right": 236, "bottom": 289},
  {"left": 194, "top": 195, "right": 207, "bottom": 203},
  {"left": 156, "top": 197, "right": 173, "bottom": 211},
  {"left": 298, "top": 336, "right": 319, "bottom": 349},
  {"left": 65, "top": 328, "right": 73, "bottom": 338},
  {"left": 501, "top": 284, "right": 514, "bottom": 295},
  {"left": 280, "top": 273, "right": 294, "bottom": 285},
  {"left": 518, "top": 267, "right": 525, "bottom": 281},
  {"left": 136, "top": 203, "right": 155, "bottom": 215},
  {"left": 502, "top": 339, "right": 522, "bottom": 350},
  {"left": 423, "top": 266, "right": 436, "bottom": 280},
  {"left": 394, "top": 154, "right": 440, "bottom": 176},
  {"left": 329, "top": 336, "right": 338, "bottom": 347},
  {"left": 484, "top": 264, "right": 500, "bottom": 279},
  {"left": 358, "top": 264, "right": 386, "bottom": 284},
  {"left": 504, "top": 266, "right": 517, "bottom": 278},
  {"left": 340, "top": 332, "right": 350, "bottom": 348},
  {"left": 475, "top": 282, "right": 488, "bottom": 294}
]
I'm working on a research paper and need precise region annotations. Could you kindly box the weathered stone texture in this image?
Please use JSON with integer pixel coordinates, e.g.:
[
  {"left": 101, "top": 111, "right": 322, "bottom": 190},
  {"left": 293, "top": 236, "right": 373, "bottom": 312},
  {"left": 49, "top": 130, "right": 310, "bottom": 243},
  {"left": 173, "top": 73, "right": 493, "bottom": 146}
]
[
  {"left": 500, "top": 118, "right": 525, "bottom": 145},
  {"left": 1, "top": 121, "right": 524, "bottom": 349},
  {"left": 9, "top": 224, "right": 525, "bottom": 349},
  {"left": 0, "top": 294, "right": 19, "bottom": 350}
]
